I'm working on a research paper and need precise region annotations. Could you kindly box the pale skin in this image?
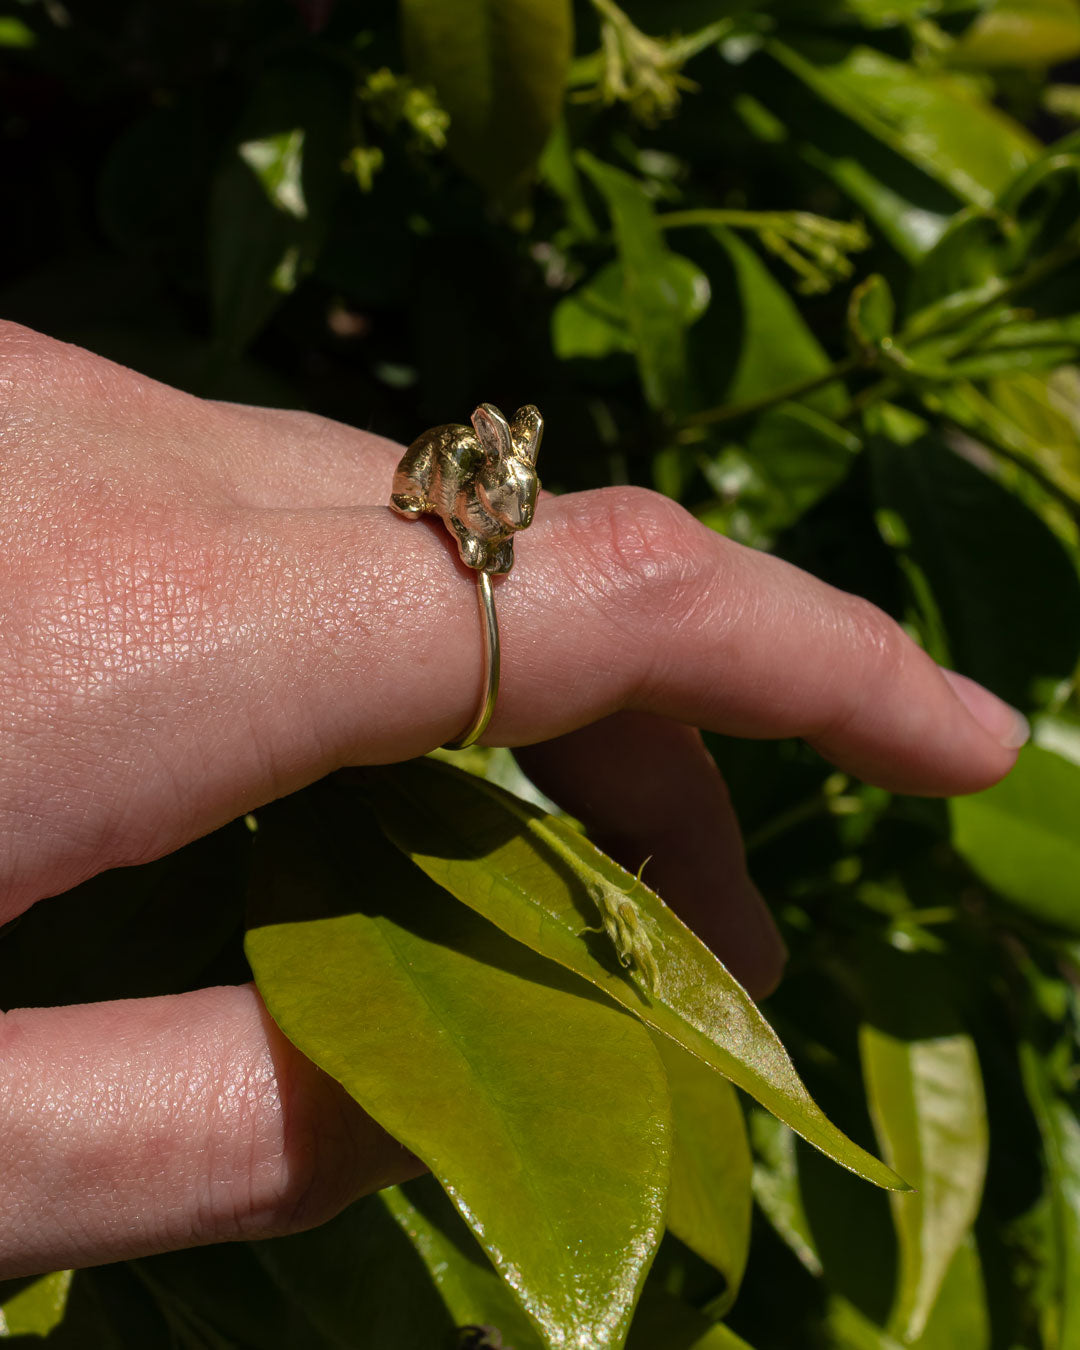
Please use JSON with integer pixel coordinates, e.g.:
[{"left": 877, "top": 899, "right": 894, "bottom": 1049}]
[{"left": 0, "top": 321, "right": 1027, "bottom": 1279}]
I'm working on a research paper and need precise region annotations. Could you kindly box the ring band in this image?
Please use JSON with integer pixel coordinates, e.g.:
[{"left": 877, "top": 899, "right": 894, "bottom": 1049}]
[{"left": 389, "top": 402, "right": 543, "bottom": 749}]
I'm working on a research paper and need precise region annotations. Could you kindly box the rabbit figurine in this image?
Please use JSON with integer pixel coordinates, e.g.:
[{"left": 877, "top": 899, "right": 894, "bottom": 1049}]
[{"left": 390, "top": 403, "right": 543, "bottom": 575}]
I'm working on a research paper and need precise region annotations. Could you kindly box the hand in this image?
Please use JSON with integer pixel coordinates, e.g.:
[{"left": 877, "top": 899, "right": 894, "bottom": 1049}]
[{"left": 0, "top": 322, "right": 1025, "bottom": 1278}]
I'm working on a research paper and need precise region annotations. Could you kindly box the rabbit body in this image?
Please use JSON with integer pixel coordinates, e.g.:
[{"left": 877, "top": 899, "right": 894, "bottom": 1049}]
[{"left": 390, "top": 403, "right": 542, "bottom": 575}]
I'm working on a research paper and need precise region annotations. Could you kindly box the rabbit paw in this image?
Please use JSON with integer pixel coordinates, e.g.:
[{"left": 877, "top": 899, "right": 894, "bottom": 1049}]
[{"left": 390, "top": 493, "right": 425, "bottom": 519}]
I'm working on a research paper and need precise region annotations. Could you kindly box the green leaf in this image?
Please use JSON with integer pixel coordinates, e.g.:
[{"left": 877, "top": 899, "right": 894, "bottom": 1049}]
[
  {"left": 252, "top": 1196, "right": 455, "bottom": 1349},
  {"left": 911, "top": 1235, "right": 990, "bottom": 1350},
  {"left": 577, "top": 153, "right": 696, "bottom": 412},
  {"left": 857, "top": 953, "right": 989, "bottom": 1341},
  {"left": 401, "top": 0, "right": 572, "bottom": 197},
  {"left": 383, "top": 1179, "right": 545, "bottom": 1349},
  {"left": 1019, "top": 1033, "right": 1080, "bottom": 1347},
  {"left": 951, "top": 744, "right": 1080, "bottom": 933},
  {"left": 0, "top": 17, "right": 34, "bottom": 47},
  {"left": 246, "top": 783, "right": 671, "bottom": 1350},
  {"left": 209, "top": 61, "right": 350, "bottom": 355},
  {"left": 0, "top": 1272, "right": 72, "bottom": 1338},
  {"left": 848, "top": 274, "right": 896, "bottom": 357},
  {"left": 369, "top": 758, "right": 905, "bottom": 1191},
  {"left": 699, "top": 227, "right": 846, "bottom": 415},
  {"left": 656, "top": 1036, "right": 753, "bottom": 1311},
  {"left": 748, "top": 1110, "right": 823, "bottom": 1276},
  {"left": 768, "top": 40, "right": 1039, "bottom": 209},
  {"left": 625, "top": 1288, "right": 756, "bottom": 1349},
  {"left": 949, "top": 0, "right": 1080, "bottom": 68},
  {"left": 551, "top": 256, "right": 710, "bottom": 361},
  {"left": 866, "top": 404, "right": 1080, "bottom": 707}
]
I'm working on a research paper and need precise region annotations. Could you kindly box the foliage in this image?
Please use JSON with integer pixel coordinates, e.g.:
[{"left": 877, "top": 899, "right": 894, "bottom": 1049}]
[{"left": 2, "top": 0, "right": 1080, "bottom": 1345}]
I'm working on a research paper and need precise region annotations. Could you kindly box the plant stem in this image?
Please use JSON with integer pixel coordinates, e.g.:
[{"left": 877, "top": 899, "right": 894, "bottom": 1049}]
[{"left": 680, "top": 355, "right": 861, "bottom": 433}]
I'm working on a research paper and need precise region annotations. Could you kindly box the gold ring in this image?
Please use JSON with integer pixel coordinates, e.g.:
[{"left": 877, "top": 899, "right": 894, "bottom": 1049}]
[{"left": 389, "top": 403, "right": 543, "bottom": 749}]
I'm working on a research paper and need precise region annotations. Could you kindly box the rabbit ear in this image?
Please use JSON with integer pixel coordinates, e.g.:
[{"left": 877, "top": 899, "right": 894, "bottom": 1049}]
[
  {"left": 471, "top": 404, "right": 513, "bottom": 462},
  {"left": 510, "top": 405, "right": 543, "bottom": 465}
]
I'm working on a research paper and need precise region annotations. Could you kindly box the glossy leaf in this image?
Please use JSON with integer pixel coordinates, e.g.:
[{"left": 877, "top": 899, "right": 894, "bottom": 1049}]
[
  {"left": 866, "top": 403, "right": 1080, "bottom": 707},
  {"left": 656, "top": 1035, "right": 753, "bottom": 1311},
  {"left": 383, "top": 1179, "right": 544, "bottom": 1349},
  {"left": 859, "top": 997, "right": 988, "bottom": 1339},
  {"left": 0, "top": 1272, "right": 72, "bottom": 1338},
  {"left": 369, "top": 758, "right": 905, "bottom": 1191},
  {"left": 246, "top": 783, "right": 671, "bottom": 1350},
  {"left": 769, "top": 39, "right": 1038, "bottom": 209},
  {"left": 578, "top": 153, "right": 695, "bottom": 412},
  {"left": 401, "top": 0, "right": 572, "bottom": 196},
  {"left": 951, "top": 744, "right": 1080, "bottom": 933}
]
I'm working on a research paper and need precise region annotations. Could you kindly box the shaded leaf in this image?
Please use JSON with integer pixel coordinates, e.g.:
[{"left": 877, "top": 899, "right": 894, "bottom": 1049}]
[
  {"left": 552, "top": 256, "right": 709, "bottom": 361},
  {"left": 383, "top": 1178, "right": 544, "bottom": 1349},
  {"left": 209, "top": 61, "right": 349, "bottom": 355},
  {"left": 703, "top": 227, "right": 845, "bottom": 414},
  {"left": 858, "top": 953, "right": 988, "bottom": 1341},
  {"left": 656, "top": 1035, "right": 753, "bottom": 1311},
  {"left": 369, "top": 758, "right": 905, "bottom": 1191},
  {"left": 848, "top": 274, "right": 896, "bottom": 357},
  {"left": 866, "top": 403, "right": 1080, "bottom": 707},
  {"left": 253, "top": 1195, "right": 455, "bottom": 1349},
  {"left": 578, "top": 153, "right": 695, "bottom": 412},
  {"left": 246, "top": 783, "right": 671, "bottom": 1350},
  {"left": 951, "top": 744, "right": 1080, "bottom": 933},
  {"left": 625, "top": 1288, "right": 756, "bottom": 1349},
  {"left": 748, "top": 1110, "right": 823, "bottom": 1276},
  {"left": 401, "top": 0, "right": 572, "bottom": 197}
]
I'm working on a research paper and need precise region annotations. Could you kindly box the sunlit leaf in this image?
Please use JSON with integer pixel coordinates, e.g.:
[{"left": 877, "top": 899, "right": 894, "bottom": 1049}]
[
  {"left": 0, "top": 1272, "right": 72, "bottom": 1338},
  {"left": 552, "top": 256, "right": 710, "bottom": 361},
  {"left": 950, "top": 0, "right": 1080, "bottom": 68},
  {"left": 769, "top": 39, "right": 1039, "bottom": 208},
  {"left": 246, "top": 784, "right": 671, "bottom": 1350},
  {"left": 369, "top": 759, "right": 905, "bottom": 1191},
  {"left": 952, "top": 744, "right": 1080, "bottom": 933}
]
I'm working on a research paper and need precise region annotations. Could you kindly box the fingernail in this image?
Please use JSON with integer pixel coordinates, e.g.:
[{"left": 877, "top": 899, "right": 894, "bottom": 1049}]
[{"left": 941, "top": 669, "right": 1030, "bottom": 750}]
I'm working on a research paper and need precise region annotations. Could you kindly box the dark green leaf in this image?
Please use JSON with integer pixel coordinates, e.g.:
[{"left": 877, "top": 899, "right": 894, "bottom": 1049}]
[
  {"left": 866, "top": 403, "right": 1080, "bottom": 707},
  {"left": 401, "top": 0, "right": 572, "bottom": 198},
  {"left": 209, "top": 62, "right": 350, "bottom": 355},
  {"left": 369, "top": 759, "right": 905, "bottom": 1191},
  {"left": 383, "top": 1178, "right": 544, "bottom": 1349},
  {"left": 551, "top": 256, "right": 709, "bottom": 361},
  {"left": 625, "top": 1288, "right": 756, "bottom": 1349},
  {"left": 704, "top": 228, "right": 845, "bottom": 414},
  {"left": 951, "top": 745, "right": 1080, "bottom": 933},
  {"left": 578, "top": 153, "right": 695, "bottom": 412},
  {"left": 254, "top": 1194, "right": 459, "bottom": 1349},
  {"left": 748, "top": 1111, "right": 823, "bottom": 1276},
  {"left": 246, "top": 783, "right": 671, "bottom": 1350},
  {"left": 656, "top": 1036, "right": 753, "bottom": 1311}
]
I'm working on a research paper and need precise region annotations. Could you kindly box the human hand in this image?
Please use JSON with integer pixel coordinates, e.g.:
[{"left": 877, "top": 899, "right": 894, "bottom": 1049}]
[{"left": 0, "top": 322, "right": 1026, "bottom": 1278}]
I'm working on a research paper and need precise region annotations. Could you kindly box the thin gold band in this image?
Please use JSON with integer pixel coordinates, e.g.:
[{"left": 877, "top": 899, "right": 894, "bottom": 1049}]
[{"left": 443, "top": 571, "right": 501, "bottom": 750}]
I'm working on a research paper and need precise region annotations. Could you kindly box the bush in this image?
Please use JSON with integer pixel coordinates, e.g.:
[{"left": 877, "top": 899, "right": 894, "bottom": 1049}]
[{"left": 3, "top": 2, "right": 1080, "bottom": 1346}]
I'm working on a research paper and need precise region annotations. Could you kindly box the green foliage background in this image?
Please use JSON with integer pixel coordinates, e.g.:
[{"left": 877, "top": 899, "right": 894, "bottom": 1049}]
[{"left": 3, "top": 1, "right": 1080, "bottom": 1346}]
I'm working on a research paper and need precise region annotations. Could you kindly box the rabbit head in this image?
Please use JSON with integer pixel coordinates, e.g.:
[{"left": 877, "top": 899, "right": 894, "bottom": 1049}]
[{"left": 470, "top": 403, "right": 543, "bottom": 531}]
